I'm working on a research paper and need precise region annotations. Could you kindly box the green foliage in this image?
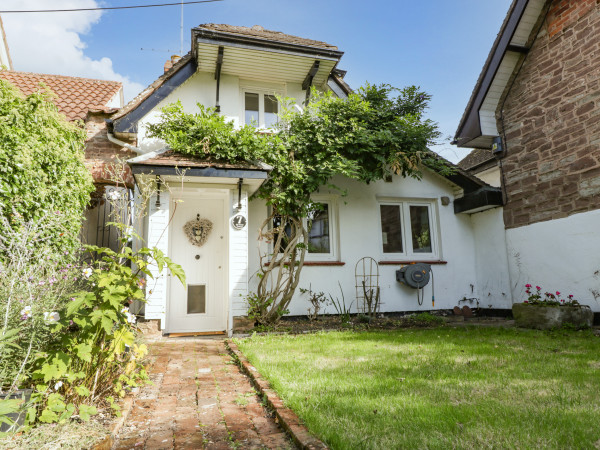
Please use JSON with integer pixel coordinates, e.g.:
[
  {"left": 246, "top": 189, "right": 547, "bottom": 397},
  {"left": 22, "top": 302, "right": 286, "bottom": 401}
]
[
  {"left": 24, "top": 243, "right": 183, "bottom": 425},
  {"left": 0, "top": 80, "right": 94, "bottom": 256},
  {"left": 328, "top": 283, "right": 353, "bottom": 325},
  {"left": 147, "top": 83, "right": 447, "bottom": 218},
  {"left": 0, "top": 213, "right": 83, "bottom": 392},
  {"left": 146, "top": 102, "right": 270, "bottom": 164}
]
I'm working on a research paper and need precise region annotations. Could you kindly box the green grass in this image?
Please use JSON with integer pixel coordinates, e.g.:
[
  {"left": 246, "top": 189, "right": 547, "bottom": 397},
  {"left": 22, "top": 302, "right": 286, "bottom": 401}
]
[{"left": 236, "top": 327, "right": 600, "bottom": 449}]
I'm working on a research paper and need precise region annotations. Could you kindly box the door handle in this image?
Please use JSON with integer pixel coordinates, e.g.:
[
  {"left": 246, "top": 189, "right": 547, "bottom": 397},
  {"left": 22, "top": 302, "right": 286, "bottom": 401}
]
[{"left": 195, "top": 254, "right": 201, "bottom": 260}]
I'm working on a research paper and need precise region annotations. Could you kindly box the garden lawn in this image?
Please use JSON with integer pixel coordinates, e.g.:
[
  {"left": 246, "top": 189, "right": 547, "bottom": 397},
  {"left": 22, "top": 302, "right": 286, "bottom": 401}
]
[{"left": 236, "top": 327, "right": 600, "bottom": 449}]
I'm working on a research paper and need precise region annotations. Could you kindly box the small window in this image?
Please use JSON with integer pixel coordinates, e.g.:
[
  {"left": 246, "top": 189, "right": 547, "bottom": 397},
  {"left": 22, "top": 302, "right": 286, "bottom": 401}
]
[
  {"left": 307, "top": 204, "right": 330, "bottom": 254},
  {"left": 380, "top": 205, "right": 403, "bottom": 253},
  {"left": 410, "top": 205, "right": 432, "bottom": 253},
  {"left": 187, "top": 284, "right": 206, "bottom": 314},
  {"left": 271, "top": 199, "right": 338, "bottom": 262},
  {"left": 379, "top": 201, "right": 438, "bottom": 259},
  {"left": 243, "top": 91, "right": 279, "bottom": 128},
  {"left": 244, "top": 93, "right": 259, "bottom": 127},
  {"left": 264, "top": 94, "right": 279, "bottom": 128}
]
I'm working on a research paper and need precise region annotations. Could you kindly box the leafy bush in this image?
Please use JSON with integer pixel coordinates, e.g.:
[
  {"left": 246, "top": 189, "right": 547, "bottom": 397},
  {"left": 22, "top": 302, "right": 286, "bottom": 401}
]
[
  {"left": 0, "top": 213, "right": 82, "bottom": 393},
  {"left": 0, "top": 218, "right": 185, "bottom": 430},
  {"left": 0, "top": 80, "right": 93, "bottom": 256},
  {"left": 26, "top": 243, "right": 183, "bottom": 425}
]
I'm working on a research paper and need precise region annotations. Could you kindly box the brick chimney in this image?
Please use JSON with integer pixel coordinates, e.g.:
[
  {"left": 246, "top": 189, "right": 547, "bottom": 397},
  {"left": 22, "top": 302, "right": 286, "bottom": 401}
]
[{"left": 164, "top": 55, "right": 181, "bottom": 73}]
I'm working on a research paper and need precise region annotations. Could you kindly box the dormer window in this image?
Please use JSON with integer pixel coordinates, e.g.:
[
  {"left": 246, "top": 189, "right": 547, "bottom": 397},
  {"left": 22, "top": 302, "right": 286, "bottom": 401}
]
[{"left": 244, "top": 91, "right": 279, "bottom": 129}]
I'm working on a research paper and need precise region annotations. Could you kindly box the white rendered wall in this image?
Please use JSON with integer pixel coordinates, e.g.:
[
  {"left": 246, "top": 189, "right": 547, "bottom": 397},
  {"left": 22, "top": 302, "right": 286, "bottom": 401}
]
[
  {"left": 145, "top": 191, "right": 170, "bottom": 325},
  {"left": 247, "top": 171, "right": 507, "bottom": 317},
  {"left": 470, "top": 207, "right": 512, "bottom": 309},
  {"left": 506, "top": 209, "right": 600, "bottom": 312},
  {"left": 137, "top": 71, "right": 306, "bottom": 153}
]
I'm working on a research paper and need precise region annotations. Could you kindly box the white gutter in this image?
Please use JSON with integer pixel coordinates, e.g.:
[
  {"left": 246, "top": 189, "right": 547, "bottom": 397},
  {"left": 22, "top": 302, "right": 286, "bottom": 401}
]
[{"left": 107, "top": 131, "right": 143, "bottom": 155}]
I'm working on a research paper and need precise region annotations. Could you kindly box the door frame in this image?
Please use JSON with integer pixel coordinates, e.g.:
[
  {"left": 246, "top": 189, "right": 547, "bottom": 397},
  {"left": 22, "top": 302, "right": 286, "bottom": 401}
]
[{"left": 165, "top": 188, "right": 230, "bottom": 334}]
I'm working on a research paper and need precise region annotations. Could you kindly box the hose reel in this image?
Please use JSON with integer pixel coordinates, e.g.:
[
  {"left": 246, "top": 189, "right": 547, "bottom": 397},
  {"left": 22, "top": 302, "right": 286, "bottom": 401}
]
[{"left": 396, "top": 263, "right": 435, "bottom": 307}]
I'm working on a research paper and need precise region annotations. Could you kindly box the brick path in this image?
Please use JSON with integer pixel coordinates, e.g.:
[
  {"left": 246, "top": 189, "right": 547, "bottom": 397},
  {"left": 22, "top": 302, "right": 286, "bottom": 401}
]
[{"left": 112, "top": 338, "right": 294, "bottom": 449}]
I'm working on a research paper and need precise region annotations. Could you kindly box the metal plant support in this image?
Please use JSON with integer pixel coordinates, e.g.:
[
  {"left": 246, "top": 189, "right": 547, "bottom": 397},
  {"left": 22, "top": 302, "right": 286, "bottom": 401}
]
[{"left": 355, "top": 257, "right": 381, "bottom": 316}]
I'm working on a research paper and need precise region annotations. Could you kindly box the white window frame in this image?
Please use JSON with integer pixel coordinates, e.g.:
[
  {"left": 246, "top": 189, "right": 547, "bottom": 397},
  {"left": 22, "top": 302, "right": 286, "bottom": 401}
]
[
  {"left": 378, "top": 198, "right": 440, "bottom": 260},
  {"left": 269, "top": 195, "right": 339, "bottom": 263},
  {"left": 303, "top": 196, "right": 339, "bottom": 262},
  {"left": 241, "top": 87, "right": 282, "bottom": 129}
]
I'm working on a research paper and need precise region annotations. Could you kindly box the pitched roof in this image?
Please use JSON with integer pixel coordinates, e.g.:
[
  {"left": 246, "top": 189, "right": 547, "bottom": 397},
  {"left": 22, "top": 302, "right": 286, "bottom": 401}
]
[
  {"left": 197, "top": 23, "right": 338, "bottom": 50},
  {"left": 111, "top": 52, "right": 194, "bottom": 128},
  {"left": 454, "top": 0, "right": 547, "bottom": 148},
  {"left": 457, "top": 148, "right": 496, "bottom": 172},
  {"left": 0, "top": 70, "right": 122, "bottom": 121}
]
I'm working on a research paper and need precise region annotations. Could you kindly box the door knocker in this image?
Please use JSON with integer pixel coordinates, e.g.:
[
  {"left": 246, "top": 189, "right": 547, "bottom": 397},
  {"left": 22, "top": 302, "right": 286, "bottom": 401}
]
[{"left": 184, "top": 214, "right": 213, "bottom": 247}]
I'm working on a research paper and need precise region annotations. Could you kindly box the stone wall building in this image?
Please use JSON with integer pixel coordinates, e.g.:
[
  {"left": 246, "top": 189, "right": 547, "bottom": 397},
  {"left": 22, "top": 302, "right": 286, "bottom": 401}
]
[{"left": 455, "top": 0, "right": 600, "bottom": 309}]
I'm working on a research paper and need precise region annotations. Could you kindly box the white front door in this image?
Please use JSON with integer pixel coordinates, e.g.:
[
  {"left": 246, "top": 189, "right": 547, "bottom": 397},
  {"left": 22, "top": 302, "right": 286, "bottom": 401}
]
[{"left": 167, "top": 193, "right": 227, "bottom": 333}]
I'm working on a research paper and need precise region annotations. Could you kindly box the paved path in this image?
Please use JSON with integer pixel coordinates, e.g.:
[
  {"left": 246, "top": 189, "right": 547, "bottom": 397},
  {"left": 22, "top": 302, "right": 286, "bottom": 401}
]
[{"left": 113, "top": 338, "right": 294, "bottom": 449}]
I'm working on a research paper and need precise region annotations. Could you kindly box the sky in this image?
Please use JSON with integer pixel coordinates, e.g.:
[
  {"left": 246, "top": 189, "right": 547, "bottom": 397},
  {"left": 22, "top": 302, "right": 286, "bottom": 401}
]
[{"left": 1, "top": 0, "right": 513, "bottom": 163}]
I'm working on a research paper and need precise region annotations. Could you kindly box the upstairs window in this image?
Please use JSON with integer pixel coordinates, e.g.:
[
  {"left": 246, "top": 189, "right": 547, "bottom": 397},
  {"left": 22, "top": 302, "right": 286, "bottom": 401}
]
[
  {"left": 244, "top": 91, "right": 279, "bottom": 129},
  {"left": 379, "top": 200, "right": 439, "bottom": 259}
]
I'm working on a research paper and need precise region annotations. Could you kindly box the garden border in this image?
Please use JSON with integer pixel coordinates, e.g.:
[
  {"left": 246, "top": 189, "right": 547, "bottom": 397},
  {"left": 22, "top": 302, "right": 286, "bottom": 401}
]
[
  {"left": 90, "top": 390, "right": 137, "bottom": 450},
  {"left": 225, "top": 340, "right": 328, "bottom": 450}
]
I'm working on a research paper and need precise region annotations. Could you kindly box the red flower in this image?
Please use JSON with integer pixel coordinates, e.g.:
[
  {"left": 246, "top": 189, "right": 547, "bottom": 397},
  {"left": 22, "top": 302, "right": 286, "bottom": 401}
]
[
  {"left": 556, "top": 291, "right": 560, "bottom": 296},
  {"left": 536, "top": 286, "right": 541, "bottom": 290},
  {"left": 568, "top": 295, "right": 574, "bottom": 299},
  {"left": 525, "top": 284, "right": 532, "bottom": 288}
]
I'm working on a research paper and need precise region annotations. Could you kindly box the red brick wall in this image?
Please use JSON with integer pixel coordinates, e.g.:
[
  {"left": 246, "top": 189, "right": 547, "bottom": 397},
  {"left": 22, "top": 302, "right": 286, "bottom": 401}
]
[
  {"left": 547, "top": 0, "right": 598, "bottom": 38},
  {"left": 500, "top": 0, "right": 600, "bottom": 228},
  {"left": 84, "top": 111, "right": 136, "bottom": 186}
]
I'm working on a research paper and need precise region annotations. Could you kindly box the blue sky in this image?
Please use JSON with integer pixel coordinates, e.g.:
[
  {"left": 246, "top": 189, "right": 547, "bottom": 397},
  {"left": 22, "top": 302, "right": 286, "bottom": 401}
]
[{"left": 3, "top": 0, "right": 513, "bottom": 162}]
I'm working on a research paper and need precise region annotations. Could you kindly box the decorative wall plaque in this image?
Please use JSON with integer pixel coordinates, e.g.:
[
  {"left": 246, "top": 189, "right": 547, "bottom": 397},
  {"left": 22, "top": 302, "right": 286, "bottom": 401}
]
[
  {"left": 184, "top": 214, "right": 213, "bottom": 247},
  {"left": 231, "top": 214, "right": 247, "bottom": 230}
]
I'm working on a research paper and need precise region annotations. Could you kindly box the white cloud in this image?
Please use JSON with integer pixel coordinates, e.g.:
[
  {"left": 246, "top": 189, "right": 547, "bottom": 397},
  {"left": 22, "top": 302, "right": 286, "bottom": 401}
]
[{"left": 2, "top": 0, "right": 144, "bottom": 102}]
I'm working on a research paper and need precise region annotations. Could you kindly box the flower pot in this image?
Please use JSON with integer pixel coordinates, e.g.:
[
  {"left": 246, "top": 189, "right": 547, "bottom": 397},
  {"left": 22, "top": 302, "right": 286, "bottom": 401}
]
[
  {"left": 0, "top": 389, "right": 32, "bottom": 432},
  {"left": 512, "top": 303, "right": 593, "bottom": 330}
]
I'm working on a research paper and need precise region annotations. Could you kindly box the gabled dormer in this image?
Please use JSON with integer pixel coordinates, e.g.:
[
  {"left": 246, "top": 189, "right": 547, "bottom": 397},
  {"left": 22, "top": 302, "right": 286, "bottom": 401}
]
[{"left": 111, "top": 24, "right": 349, "bottom": 140}]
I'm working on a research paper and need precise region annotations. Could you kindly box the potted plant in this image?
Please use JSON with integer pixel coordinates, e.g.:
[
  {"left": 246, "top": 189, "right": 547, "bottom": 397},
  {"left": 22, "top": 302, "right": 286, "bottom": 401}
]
[{"left": 512, "top": 284, "right": 593, "bottom": 330}]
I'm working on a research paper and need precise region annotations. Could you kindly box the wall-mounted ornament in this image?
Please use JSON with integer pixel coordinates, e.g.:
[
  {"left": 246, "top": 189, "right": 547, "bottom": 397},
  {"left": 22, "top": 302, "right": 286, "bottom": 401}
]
[
  {"left": 231, "top": 214, "right": 247, "bottom": 230},
  {"left": 184, "top": 214, "right": 213, "bottom": 247}
]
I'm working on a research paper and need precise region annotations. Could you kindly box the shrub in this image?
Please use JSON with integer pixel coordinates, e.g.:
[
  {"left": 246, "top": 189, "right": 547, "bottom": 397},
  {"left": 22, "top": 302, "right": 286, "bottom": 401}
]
[{"left": 0, "top": 80, "right": 93, "bottom": 257}]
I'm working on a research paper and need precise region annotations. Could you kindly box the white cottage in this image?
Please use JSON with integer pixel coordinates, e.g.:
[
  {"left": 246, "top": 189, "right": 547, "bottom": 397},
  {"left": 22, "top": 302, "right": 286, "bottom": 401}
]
[{"left": 109, "top": 24, "right": 505, "bottom": 335}]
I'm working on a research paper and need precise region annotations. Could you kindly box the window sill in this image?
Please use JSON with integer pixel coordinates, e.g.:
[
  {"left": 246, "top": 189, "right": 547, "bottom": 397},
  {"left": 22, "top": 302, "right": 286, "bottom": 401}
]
[
  {"left": 378, "top": 260, "right": 447, "bottom": 265},
  {"left": 263, "top": 261, "right": 345, "bottom": 267},
  {"left": 302, "top": 261, "right": 345, "bottom": 266}
]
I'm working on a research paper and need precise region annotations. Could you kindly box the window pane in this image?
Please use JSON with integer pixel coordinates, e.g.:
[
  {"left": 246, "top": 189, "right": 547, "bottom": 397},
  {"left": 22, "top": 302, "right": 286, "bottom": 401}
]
[
  {"left": 380, "top": 205, "right": 403, "bottom": 253},
  {"left": 264, "top": 94, "right": 278, "bottom": 128},
  {"left": 410, "top": 205, "right": 432, "bottom": 253},
  {"left": 307, "top": 204, "right": 330, "bottom": 254},
  {"left": 245, "top": 92, "right": 259, "bottom": 127},
  {"left": 187, "top": 284, "right": 206, "bottom": 314},
  {"left": 273, "top": 215, "right": 292, "bottom": 253}
]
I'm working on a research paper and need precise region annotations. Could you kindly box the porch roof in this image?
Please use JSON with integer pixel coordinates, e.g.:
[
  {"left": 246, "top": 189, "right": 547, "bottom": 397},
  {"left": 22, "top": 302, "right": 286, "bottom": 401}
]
[{"left": 128, "top": 149, "right": 270, "bottom": 180}]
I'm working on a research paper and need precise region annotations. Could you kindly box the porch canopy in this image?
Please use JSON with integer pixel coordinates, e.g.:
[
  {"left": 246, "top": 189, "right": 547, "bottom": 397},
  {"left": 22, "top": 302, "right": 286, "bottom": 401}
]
[{"left": 128, "top": 148, "right": 271, "bottom": 194}]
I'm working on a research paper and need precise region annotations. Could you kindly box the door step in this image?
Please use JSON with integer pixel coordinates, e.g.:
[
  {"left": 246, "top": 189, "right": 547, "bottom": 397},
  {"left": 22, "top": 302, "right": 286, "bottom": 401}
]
[{"left": 168, "top": 331, "right": 226, "bottom": 337}]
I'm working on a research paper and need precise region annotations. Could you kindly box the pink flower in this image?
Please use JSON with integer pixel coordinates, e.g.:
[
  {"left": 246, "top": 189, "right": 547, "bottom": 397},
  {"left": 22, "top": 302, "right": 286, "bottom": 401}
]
[
  {"left": 556, "top": 291, "right": 560, "bottom": 296},
  {"left": 536, "top": 286, "right": 541, "bottom": 290},
  {"left": 525, "top": 284, "right": 532, "bottom": 288},
  {"left": 568, "top": 295, "right": 573, "bottom": 299}
]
